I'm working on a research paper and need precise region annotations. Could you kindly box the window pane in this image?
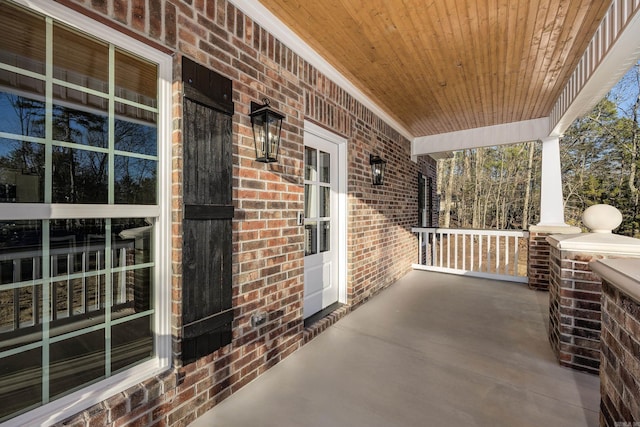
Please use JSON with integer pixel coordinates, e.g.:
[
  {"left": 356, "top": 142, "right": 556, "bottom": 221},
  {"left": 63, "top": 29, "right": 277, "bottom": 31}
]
[
  {"left": 0, "top": 138, "right": 44, "bottom": 203},
  {"left": 319, "top": 221, "right": 330, "bottom": 253},
  {"left": 112, "top": 218, "right": 153, "bottom": 313},
  {"left": 49, "top": 330, "right": 105, "bottom": 399},
  {"left": 115, "top": 104, "right": 157, "bottom": 155},
  {"left": 53, "top": 24, "right": 109, "bottom": 93},
  {"left": 111, "top": 315, "right": 153, "bottom": 373},
  {"left": 115, "top": 50, "right": 157, "bottom": 106},
  {"left": 0, "top": 348, "right": 42, "bottom": 422},
  {"left": 53, "top": 85, "right": 108, "bottom": 120},
  {"left": 304, "top": 147, "right": 316, "bottom": 181},
  {"left": 319, "top": 150, "right": 330, "bottom": 183},
  {"left": 52, "top": 146, "right": 108, "bottom": 203},
  {"left": 50, "top": 219, "right": 107, "bottom": 325},
  {"left": 319, "top": 186, "right": 330, "bottom": 218},
  {"left": 0, "top": 220, "right": 42, "bottom": 284},
  {"left": 52, "top": 92, "right": 108, "bottom": 148},
  {"left": 305, "top": 222, "right": 317, "bottom": 256},
  {"left": 0, "top": 92, "right": 46, "bottom": 138},
  {"left": 304, "top": 184, "right": 317, "bottom": 218},
  {"left": 114, "top": 156, "right": 157, "bottom": 204},
  {"left": 0, "top": 2, "right": 46, "bottom": 74}
]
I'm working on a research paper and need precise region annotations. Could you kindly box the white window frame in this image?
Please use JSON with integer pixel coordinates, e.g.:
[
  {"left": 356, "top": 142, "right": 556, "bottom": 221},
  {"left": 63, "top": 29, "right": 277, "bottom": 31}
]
[{"left": 2, "top": 1, "right": 172, "bottom": 425}]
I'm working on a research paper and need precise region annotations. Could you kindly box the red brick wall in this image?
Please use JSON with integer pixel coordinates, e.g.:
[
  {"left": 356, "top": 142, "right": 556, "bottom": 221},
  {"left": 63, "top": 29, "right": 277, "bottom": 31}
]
[
  {"left": 47, "top": 0, "right": 436, "bottom": 426},
  {"left": 601, "top": 279, "right": 640, "bottom": 426}
]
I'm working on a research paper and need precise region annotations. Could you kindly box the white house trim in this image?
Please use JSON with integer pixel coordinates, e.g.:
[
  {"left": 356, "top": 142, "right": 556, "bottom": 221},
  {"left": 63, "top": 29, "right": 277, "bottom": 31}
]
[
  {"left": 411, "top": 118, "right": 550, "bottom": 158},
  {"left": 303, "top": 121, "right": 349, "bottom": 305}
]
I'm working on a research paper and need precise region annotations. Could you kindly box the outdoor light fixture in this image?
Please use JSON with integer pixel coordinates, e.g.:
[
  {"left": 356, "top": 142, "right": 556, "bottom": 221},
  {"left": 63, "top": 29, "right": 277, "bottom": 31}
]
[
  {"left": 250, "top": 98, "right": 284, "bottom": 163},
  {"left": 370, "top": 154, "right": 386, "bottom": 185}
]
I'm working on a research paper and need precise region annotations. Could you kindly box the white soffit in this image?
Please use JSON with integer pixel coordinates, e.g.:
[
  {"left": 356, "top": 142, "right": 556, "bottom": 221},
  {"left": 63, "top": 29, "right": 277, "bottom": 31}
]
[
  {"left": 230, "top": 0, "right": 414, "bottom": 140},
  {"left": 412, "top": 117, "right": 550, "bottom": 156}
]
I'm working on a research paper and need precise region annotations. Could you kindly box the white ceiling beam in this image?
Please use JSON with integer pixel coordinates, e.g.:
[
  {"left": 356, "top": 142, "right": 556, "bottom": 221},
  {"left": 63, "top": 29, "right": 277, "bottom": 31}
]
[
  {"left": 229, "top": 0, "right": 414, "bottom": 140},
  {"left": 411, "top": 117, "right": 550, "bottom": 157}
]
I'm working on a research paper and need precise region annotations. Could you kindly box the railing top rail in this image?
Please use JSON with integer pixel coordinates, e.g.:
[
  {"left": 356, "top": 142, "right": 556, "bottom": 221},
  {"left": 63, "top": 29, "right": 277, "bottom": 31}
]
[{"left": 411, "top": 227, "right": 529, "bottom": 237}]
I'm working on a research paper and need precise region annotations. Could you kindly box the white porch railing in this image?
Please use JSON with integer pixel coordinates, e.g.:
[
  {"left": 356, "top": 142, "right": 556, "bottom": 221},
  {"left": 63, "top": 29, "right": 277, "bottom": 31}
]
[{"left": 412, "top": 228, "right": 529, "bottom": 283}]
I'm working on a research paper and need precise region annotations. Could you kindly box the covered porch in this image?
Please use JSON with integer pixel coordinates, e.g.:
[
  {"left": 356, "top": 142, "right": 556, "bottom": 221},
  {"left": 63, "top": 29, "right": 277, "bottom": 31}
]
[{"left": 191, "top": 271, "right": 599, "bottom": 427}]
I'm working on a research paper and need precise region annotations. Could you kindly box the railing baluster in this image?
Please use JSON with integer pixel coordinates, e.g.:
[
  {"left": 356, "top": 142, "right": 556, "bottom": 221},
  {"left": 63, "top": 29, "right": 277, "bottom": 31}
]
[
  {"left": 479, "top": 234, "right": 483, "bottom": 272},
  {"left": 471, "top": 233, "right": 475, "bottom": 271},
  {"left": 454, "top": 233, "right": 458, "bottom": 270},
  {"left": 515, "top": 236, "right": 520, "bottom": 277},
  {"left": 431, "top": 231, "right": 436, "bottom": 266},
  {"left": 496, "top": 235, "right": 500, "bottom": 274},
  {"left": 462, "top": 232, "right": 467, "bottom": 271}
]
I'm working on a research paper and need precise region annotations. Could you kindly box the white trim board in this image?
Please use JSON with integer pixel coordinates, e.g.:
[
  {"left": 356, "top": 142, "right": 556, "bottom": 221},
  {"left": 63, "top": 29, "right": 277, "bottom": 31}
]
[{"left": 411, "top": 118, "right": 550, "bottom": 157}]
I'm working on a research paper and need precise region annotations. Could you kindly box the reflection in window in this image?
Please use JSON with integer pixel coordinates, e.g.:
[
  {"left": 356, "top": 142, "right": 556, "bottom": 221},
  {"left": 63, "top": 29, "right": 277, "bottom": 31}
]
[
  {"left": 0, "top": 93, "right": 45, "bottom": 138},
  {"left": 115, "top": 156, "right": 156, "bottom": 204},
  {"left": 319, "top": 150, "right": 330, "bottom": 183},
  {"left": 0, "top": 1, "right": 161, "bottom": 422},
  {"left": 305, "top": 222, "right": 317, "bottom": 256},
  {"left": 320, "top": 221, "right": 330, "bottom": 253},
  {"left": 0, "top": 139, "right": 44, "bottom": 203},
  {"left": 305, "top": 146, "right": 317, "bottom": 181},
  {"left": 52, "top": 146, "right": 108, "bottom": 204}
]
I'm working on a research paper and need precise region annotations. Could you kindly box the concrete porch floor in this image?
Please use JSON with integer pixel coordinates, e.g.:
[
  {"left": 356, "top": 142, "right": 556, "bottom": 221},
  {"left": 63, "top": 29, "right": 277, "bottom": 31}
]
[{"left": 190, "top": 271, "right": 600, "bottom": 427}]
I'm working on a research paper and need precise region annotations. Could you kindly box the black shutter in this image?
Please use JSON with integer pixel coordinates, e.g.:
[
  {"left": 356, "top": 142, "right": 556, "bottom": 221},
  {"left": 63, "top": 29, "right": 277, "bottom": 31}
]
[
  {"left": 427, "top": 177, "right": 434, "bottom": 227},
  {"left": 181, "top": 57, "right": 234, "bottom": 364},
  {"left": 418, "top": 173, "right": 426, "bottom": 227}
]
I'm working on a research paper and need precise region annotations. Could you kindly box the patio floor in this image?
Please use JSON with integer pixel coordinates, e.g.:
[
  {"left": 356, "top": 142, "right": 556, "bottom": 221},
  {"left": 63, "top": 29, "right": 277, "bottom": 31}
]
[{"left": 190, "top": 270, "right": 600, "bottom": 427}]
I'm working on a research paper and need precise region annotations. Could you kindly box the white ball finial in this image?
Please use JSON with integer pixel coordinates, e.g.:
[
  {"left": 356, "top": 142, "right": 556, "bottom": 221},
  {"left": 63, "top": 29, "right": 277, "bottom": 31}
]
[{"left": 582, "top": 204, "right": 622, "bottom": 233}]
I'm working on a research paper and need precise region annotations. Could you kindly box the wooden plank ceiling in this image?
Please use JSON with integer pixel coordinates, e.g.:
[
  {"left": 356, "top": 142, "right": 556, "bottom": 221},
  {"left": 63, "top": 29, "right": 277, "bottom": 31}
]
[{"left": 258, "top": 0, "right": 611, "bottom": 138}]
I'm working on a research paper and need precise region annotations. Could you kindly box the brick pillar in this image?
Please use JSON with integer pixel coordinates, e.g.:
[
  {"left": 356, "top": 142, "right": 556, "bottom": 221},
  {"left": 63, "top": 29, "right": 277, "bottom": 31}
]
[
  {"left": 546, "top": 231, "right": 640, "bottom": 375},
  {"left": 592, "top": 259, "right": 640, "bottom": 426}
]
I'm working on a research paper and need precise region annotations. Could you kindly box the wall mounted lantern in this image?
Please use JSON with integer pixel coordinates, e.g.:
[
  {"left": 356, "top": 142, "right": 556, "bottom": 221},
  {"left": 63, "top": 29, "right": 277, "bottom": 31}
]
[
  {"left": 250, "top": 98, "right": 284, "bottom": 163},
  {"left": 370, "top": 154, "right": 386, "bottom": 185}
]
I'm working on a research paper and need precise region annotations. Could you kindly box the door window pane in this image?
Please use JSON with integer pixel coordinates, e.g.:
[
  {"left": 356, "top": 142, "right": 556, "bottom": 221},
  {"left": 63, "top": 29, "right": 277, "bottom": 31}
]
[
  {"left": 304, "top": 184, "right": 317, "bottom": 218},
  {"left": 305, "top": 222, "right": 317, "bottom": 256},
  {"left": 319, "top": 186, "right": 330, "bottom": 218},
  {"left": 319, "top": 221, "right": 330, "bottom": 253},
  {"left": 304, "top": 147, "right": 317, "bottom": 181},
  {"left": 319, "top": 150, "right": 330, "bottom": 183}
]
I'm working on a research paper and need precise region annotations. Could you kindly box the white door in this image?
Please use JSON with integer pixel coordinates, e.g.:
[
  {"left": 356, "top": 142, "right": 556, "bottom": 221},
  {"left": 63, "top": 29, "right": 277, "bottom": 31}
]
[{"left": 303, "top": 130, "right": 339, "bottom": 318}]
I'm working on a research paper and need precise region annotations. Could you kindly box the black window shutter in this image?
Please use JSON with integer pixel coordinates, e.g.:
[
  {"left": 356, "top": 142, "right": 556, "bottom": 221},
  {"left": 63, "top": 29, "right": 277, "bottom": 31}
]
[
  {"left": 181, "top": 57, "right": 234, "bottom": 364},
  {"left": 418, "top": 173, "right": 426, "bottom": 227}
]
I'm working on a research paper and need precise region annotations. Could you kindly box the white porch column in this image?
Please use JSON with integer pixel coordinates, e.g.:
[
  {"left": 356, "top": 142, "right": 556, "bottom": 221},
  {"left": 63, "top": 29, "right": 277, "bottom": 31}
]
[{"left": 538, "top": 136, "right": 569, "bottom": 227}]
